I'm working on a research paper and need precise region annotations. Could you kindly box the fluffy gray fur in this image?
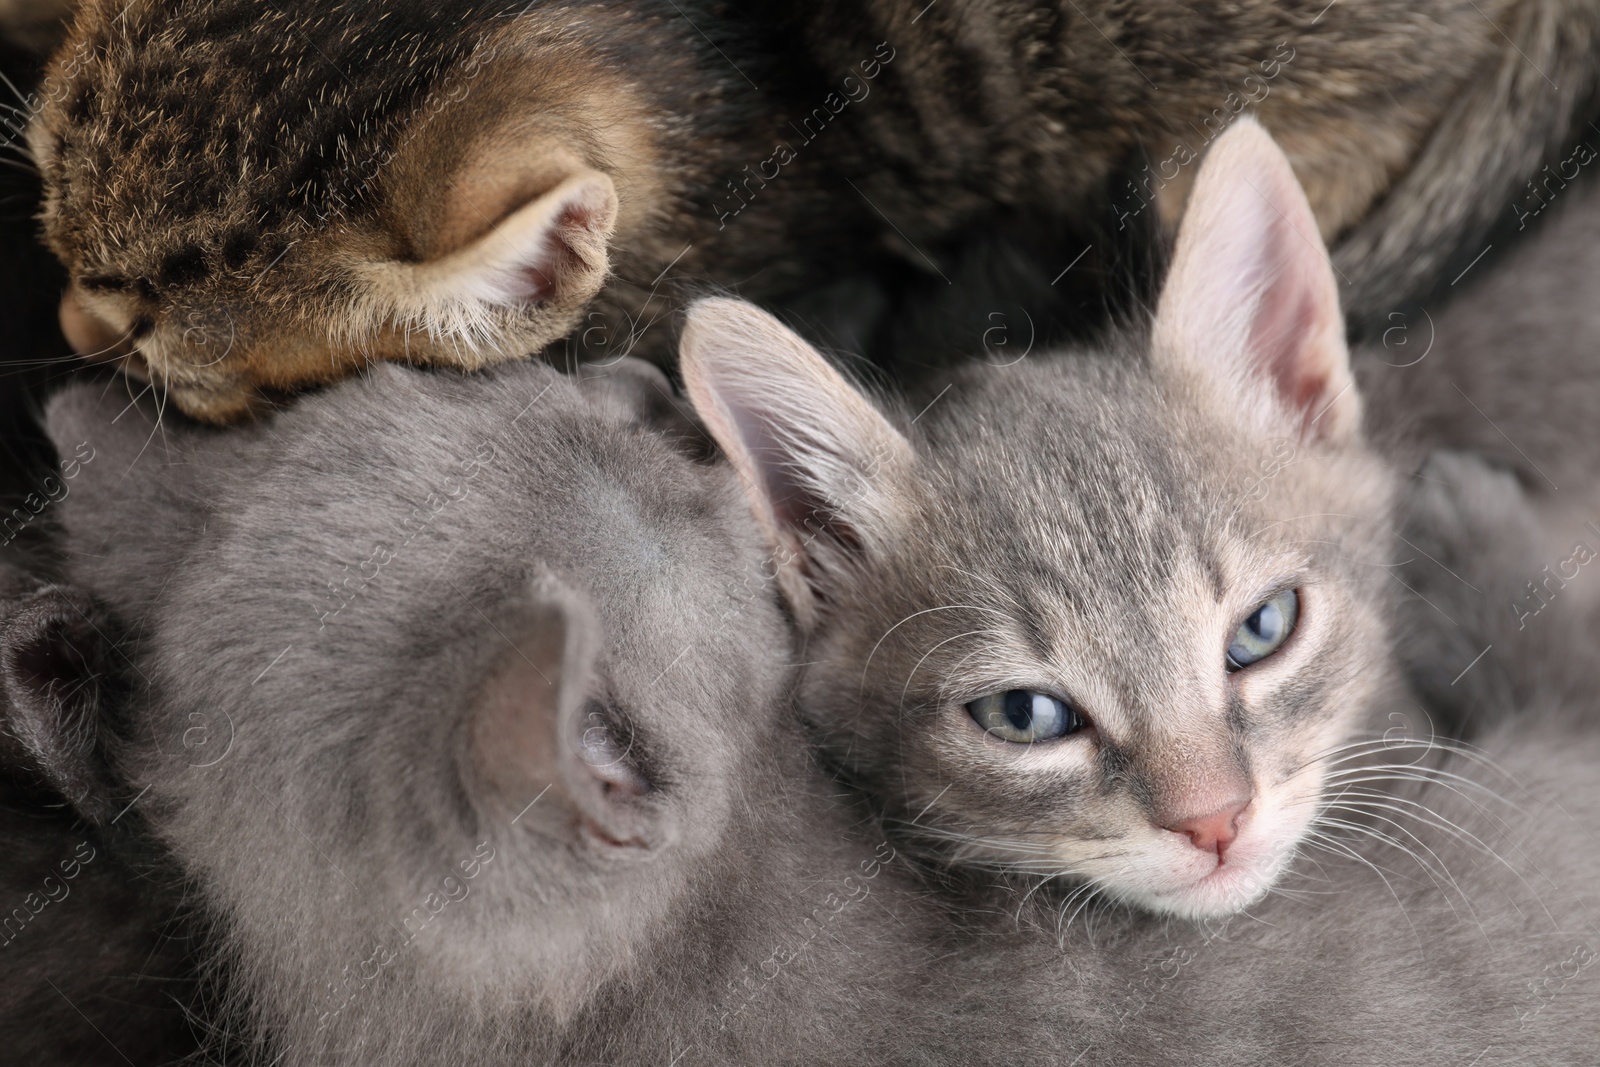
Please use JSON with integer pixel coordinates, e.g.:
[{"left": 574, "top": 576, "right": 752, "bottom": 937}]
[
  {"left": 37, "top": 353, "right": 1600, "bottom": 1063},
  {"left": 681, "top": 119, "right": 1404, "bottom": 922},
  {"left": 42, "top": 358, "right": 927, "bottom": 1064},
  {"left": 1349, "top": 172, "right": 1600, "bottom": 734}
]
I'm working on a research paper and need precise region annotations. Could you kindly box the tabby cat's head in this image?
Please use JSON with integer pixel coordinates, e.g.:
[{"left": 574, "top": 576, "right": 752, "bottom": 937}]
[
  {"left": 29, "top": 0, "right": 653, "bottom": 421},
  {"left": 682, "top": 119, "right": 1400, "bottom": 919}
]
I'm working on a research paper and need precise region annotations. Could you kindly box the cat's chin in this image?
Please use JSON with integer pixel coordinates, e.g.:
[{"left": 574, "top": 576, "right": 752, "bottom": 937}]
[{"left": 1127, "top": 842, "right": 1298, "bottom": 920}]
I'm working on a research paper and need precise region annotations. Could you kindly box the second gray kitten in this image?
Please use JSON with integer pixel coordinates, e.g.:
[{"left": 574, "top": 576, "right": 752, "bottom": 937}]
[{"left": 682, "top": 118, "right": 1401, "bottom": 920}]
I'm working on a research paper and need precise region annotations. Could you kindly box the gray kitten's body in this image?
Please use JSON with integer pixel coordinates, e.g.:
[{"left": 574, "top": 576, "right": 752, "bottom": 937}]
[
  {"left": 1348, "top": 172, "right": 1600, "bottom": 730},
  {"left": 42, "top": 359, "right": 952, "bottom": 1064},
  {"left": 1358, "top": 172, "right": 1600, "bottom": 495},
  {"left": 36, "top": 340, "right": 1600, "bottom": 1066}
]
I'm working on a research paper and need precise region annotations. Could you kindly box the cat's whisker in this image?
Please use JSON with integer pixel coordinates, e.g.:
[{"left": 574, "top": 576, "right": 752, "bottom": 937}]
[
  {"left": 122, "top": 374, "right": 172, "bottom": 475},
  {"left": 0, "top": 69, "right": 39, "bottom": 125},
  {"left": 1311, "top": 809, "right": 1470, "bottom": 896},
  {"left": 1314, "top": 804, "right": 1477, "bottom": 916},
  {"left": 0, "top": 355, "right": 117, "bottom": 369},
  {"left": 1320, "top": 790, "right": 1561, "bottom": 927},
  {"left": 0, "top": 154, "right": 40, "bottom": 177},
  {"left": 1311, "top": 814, "right": 1478, "bottom": 934},
  {"left": 1318, "top": 773, "right": 1516, "bottom": 824},
  {"left": 901, "top": 627, "right": 1011, "bottom": 709},
  {"left": 1059, "top": 871, "right": 1120, "bottom": 944},
  {"left": 1320, "top": 784, "right": 1509, "bottom": 840},
  {"left": 68, "top": 321, "right": 143, "bottom": 367},
  {"left": 1320, "top": 765, "right": 1527, "bottom": 817},
  {"left": 857, "top": 604, "right": 1004, "bottom": 696},
  {"left": 1298, "top": 830, "right": 1426, "bottom": 947}
]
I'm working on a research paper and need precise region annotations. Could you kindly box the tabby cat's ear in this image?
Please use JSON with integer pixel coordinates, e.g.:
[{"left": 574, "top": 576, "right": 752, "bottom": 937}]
[
  {"left": 359, "top": 135, "right": 619, "bottom": 353},
  {"left": 1152, "top": 117, "right": 1359, "bottom": 443},
  {"left": 680, "top": 297, "right": 914, "bottom": 629},
  {"left": 471, "top": 573, "right": 665, "bottom": 851}
]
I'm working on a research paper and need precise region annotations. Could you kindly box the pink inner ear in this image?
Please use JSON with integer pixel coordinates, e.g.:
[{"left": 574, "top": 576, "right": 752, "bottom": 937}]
[
  {"left": 1249, "top": 258, "right": 1333, "bottom": 432},
  {"left": 515, "top": 203, "right": 597, "bottom": 305},
  {"left": 1155, "top": 120, "right": 1356, "bottom": 443}
]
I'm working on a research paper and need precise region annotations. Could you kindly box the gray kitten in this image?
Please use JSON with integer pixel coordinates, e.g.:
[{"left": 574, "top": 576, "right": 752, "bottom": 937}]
[
  {"left": 36, "top": 358, "right": 815, "bottom": 1062},
  {"left": 681, "top": 117, "right": 1401, "bottom": 920},
  {"left": 29, "top": 353, "right": 1600, "bottom": 1064}
]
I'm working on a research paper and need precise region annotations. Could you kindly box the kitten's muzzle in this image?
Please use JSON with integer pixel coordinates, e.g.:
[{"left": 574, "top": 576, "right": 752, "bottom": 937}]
[{"left": 60, "top": 287, "right": 134, "bottom": 363}]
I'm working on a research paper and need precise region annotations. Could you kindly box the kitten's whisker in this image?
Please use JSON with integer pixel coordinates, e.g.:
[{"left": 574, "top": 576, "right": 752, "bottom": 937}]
[
  {"left": 1321, "top": 791, "right": 1560, "bottom": 928},
  {"left": 900, "top": 628, "right": 1009, "bottom": 709},
  {"left": 1061, "top": 871, "right": 1119, "bottom": 942},
  {"left": 1317, "top": 735, "right": 1516, "bottom": 783},
  {"left": 1052, "top": 879, "right": 1101, "bottom": 946},
  {"left": 124, "top": 373, "right": 171, "bottom": 474},
  {"left": 1324, "top": 786, "right": 1514, "bottom": 843},
  {"left": 858, "top": 603, "right": 1004, "bottom": 695},
  {"left": 1316, "top": 804, "right": 1476, "bottom": 917},
  {"left": 72, "top": 322, "right": 142, "bottom": 364},
  {"left": 1298, "top": 831, "right": 1425, "bottom": 948},
  {"left": 0, "top": 70, "right": 39, "bottom": 125},
  {"left": 1320, "top": 766, "right": 1527, "bottom": 817}
]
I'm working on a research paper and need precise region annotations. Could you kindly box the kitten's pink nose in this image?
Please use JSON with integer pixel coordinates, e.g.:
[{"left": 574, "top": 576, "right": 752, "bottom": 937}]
[{"left": 1164, "top": 798, "right": 1251, "bottom": 859}]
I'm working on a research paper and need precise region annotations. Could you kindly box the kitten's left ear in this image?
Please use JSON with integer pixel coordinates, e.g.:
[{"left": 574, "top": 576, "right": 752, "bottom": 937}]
[
  {"left": 471, "top": 573, "right": 665, "bottom": 851},
  {"left": 355, "top": 156, "right": 617, "bottom": 354},
  {"left": 680, "top": 298, "right": 915, "bottom": 630},
  {"left": 1152, "top": 117, "right": 1359, "bottom": 443},
  {"left": 0, "top": 586, "right": 122, "bottom": 825}
]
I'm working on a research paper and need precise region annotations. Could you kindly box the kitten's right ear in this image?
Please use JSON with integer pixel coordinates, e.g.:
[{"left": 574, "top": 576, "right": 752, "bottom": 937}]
[
  {"left": 471, "top": 574, "right": 662, "bottom": 851},
  {"left": 0, "top": 586, "right": 121, "bottom": 825},
  {"left": 680, "top": 298, "right": 915, "bottom": 630},
  {"left": 1152, "top": 117, "right": 1360, "bottom": 444}
]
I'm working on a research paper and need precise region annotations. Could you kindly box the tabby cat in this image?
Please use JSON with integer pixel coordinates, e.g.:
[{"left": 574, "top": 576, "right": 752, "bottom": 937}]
[{"left": 27, "top": 0, "right": 1600, "bottom": 419}]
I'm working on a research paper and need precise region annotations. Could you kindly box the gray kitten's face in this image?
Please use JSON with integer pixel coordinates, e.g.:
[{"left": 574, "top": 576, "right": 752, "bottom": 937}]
[
  {"left": 684, "top": 119, "right": 1400, "bottom": 918},
  {"left": 803, "top": 357, "right": 1396, "bottom": 918},
  {"left": 45, "top": 359, "right": 788, "bottom": 1049}
]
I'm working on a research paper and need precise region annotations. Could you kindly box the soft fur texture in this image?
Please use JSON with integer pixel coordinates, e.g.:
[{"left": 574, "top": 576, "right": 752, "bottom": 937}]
[
  {"left": 28, "top": 356, "right": 1600, "bottom": 1064},
  {"left": 39, "top": 358, "right": 949, "bottom": 1064},
  {"left": 683, "top": 119, "right": 1403, "bottom": 920},
  {"left": 28, "top": 0, "right": 1600, "bottom": 418},
  {"left": 1343, "top": 168, "right": 1600, "bottom": 736}
]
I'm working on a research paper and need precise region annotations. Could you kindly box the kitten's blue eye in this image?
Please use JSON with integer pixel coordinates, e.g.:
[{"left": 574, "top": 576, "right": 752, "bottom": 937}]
[
  {"left": 967, "top": 690, "right": 1082, "bottom": 744},
  {"left": 1226, "top": 589, "right": 1300, "bottom": 670}
]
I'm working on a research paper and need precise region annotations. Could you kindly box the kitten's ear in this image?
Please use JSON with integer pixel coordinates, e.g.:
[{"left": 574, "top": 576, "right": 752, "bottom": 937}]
[
  {"left": 358, "top": 89, "right": 620, "bottom": 355},
  {"left": 0, "top": 586, "right": 121, "bottom": 824},
  {"left": 471, "top": 574, "right": 662, "bottom": 851},
  {"left": 680, "top": 297, "right": 915, "bottom": 629},
  {"left": 1152, "top": 117, "right": 1359, "bottom": 443}
]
